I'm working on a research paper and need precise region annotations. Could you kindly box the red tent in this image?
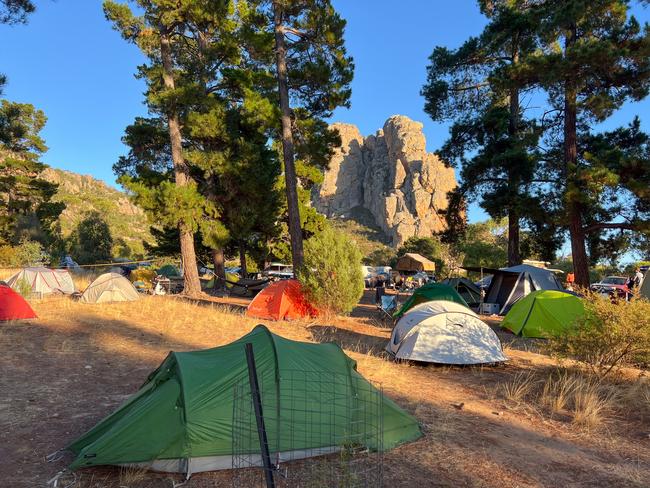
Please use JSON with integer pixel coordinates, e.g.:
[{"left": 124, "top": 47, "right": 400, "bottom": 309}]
[
  {"left": 246, "top": 279, "right": 317, "bottom": 321},
  {"left": 0, "top": 285, "right": 37, "bottom": 321}
]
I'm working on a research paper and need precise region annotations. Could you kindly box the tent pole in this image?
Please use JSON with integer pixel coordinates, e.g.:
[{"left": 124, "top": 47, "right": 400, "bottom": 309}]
[{"left": 244, "top": 343, "right": 276, "bottom": 488}]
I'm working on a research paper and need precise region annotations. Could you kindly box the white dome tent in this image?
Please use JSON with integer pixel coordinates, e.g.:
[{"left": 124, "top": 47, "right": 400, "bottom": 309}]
[
  {"left": 386, "top": 301, "right": 507, "bottom": 365},
  {"left": 7, "top": 267, "right": 76, "bottom": 297},
  {"left": 81, "top": 273, "right": 140, "bottom": 304}
]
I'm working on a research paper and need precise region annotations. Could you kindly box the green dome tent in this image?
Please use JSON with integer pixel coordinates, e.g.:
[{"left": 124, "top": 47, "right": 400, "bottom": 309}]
[
  {"left": 394, "top": 283, "right": 469, "bottom": 318},
  {"left": 501, "top": 290, "right": 584, "bottom": 338},
  {"left": 157, "top": 264, "right": 181, "bottom": 278},
  {"left": 67, "top": 325, "right": 421, "bottom": 476}
]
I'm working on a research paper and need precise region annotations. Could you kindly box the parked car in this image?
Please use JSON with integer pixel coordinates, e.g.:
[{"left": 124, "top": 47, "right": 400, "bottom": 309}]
[
  {"left": 590, "top": 276, "right": 629, "bottom": 298},
  {"left": 262, "top": 262, "right": 293, "bottom": 279}
]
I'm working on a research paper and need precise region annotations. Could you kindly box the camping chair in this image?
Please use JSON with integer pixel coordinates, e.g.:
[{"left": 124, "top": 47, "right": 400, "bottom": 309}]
[{"left": 377, "top": 294, "right": 398, "bottom": 321}]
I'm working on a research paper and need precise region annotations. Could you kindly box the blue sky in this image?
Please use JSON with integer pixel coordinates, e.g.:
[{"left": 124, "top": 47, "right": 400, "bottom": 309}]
[{"left": 1, "top": 0, "right": 649, "bottom": 227}]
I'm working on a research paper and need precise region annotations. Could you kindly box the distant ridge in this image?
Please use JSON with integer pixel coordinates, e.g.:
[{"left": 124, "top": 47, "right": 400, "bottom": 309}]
[{"left": 42, "top": 167, "right": 153, "bottom": 256}]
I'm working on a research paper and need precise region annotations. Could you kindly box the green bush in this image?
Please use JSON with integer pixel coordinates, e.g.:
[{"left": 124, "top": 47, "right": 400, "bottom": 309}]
[
  {"left": 15, "top": 277, "right": 32, "bottom": 298},
  {"left": 548, "top": 292, "right": 650, "bottom": 377},
  {"left": 0, "top": 238, "right": 49, "bottom": 267},
  {"left": 298, "top": 226, "right": 364, "bottom": 315}
]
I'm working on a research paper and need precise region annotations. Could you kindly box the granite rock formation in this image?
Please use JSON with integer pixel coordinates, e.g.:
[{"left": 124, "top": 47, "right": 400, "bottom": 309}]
[{"left": 314, "top": 115, "right": 457, "bottom": 246}]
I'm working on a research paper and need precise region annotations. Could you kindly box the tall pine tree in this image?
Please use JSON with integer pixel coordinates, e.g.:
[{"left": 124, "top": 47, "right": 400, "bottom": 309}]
[
  {"left": 508, "top": 0, "right": 650, "bottom": 286},
  {"left": 422, "top": 1, "right": 546, "bottom": 266},
  {"left": 252, "top": 0, "right": 354, "bottom": 270}
]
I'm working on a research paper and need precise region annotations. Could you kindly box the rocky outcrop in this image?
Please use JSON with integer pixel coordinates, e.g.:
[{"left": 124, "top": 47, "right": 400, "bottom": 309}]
[{"left": 314, "top": 115, "right": 457, "bottom": 246}]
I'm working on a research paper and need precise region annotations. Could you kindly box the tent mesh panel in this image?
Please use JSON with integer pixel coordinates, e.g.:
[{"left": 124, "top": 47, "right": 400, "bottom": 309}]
[{"left": 232, "top": 370, "right": 383, "bottom": 488}]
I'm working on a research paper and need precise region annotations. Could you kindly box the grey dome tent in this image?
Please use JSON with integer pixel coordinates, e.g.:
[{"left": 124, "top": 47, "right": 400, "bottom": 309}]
[
  {"left": 81, "top": 273, "right": 140, "bottom": 304},
  {"left": 464, "top": 264, "right": 563, "bottom": 315},
  {"left": 6, "top": 267, "right": 75, "bottom": 297},
  {"left": 387, "top": 301, "right": 507, "bottom": 365}
]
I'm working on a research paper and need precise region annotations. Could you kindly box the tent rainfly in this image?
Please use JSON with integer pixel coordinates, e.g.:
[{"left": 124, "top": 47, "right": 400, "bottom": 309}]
[
  {"left": 640, "top": 269, "right": 649, "bottom": 300},
  {"left": 393, "top": 283, "right": 469, "bottom": 318},
  {"left": 387, "top": 301, "right": 507, "bottom": 365},
  {"left": 67, "top": 325, "right": 422, "bottom": 475},
  {"left": 0, "top": 285, "right": 37, "bottom": 321},
  {"left": 6, "top": 267, "right": 75, "bottom": 297},
  {"left": 395, "top": 253, "right": 436, "bottom": 273},
  {"left": 246, "top": 279, "right": 317, "bottom": 321},
  {"left": 464, "top": 264, "right": 564, "bottom": 315},
  {"left": 501, "top": 290, "right": 584, "bottom": 338},
  {"left": 441, "top": 277, "right": 482, "bottom": 307},
  {"left": 81, "top": 273, "right": 140, "bottom": 304}
]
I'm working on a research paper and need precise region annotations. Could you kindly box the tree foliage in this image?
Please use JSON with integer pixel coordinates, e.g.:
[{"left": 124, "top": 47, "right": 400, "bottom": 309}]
[
  {"left": 0, "top": 0, "right": 34, "bottom": 25},
  {"left": 0, "top": 100, "right": 64, "bottom": 248},
  {"left": 68, "top": 211, "right": 114, "bottom": 265}
]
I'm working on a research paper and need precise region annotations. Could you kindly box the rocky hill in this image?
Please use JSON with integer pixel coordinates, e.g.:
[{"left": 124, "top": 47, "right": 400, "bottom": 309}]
[
  {"left": 41, "top": 168, "right": 153, "bottom": 256},
  {"left": 313, "top": 115, "right": 458, "bottom": 246}
]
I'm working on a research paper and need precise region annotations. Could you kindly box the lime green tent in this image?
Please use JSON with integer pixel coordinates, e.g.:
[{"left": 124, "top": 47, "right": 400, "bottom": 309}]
[
  {"left": 394, "top": 283, "right": 469, "bottom": 318},
  {"left": 501, "top": 290, "right": 584, "bottom": 338},
  {"left": 67, "top": 325, "right": 421, "bottom": 475}
]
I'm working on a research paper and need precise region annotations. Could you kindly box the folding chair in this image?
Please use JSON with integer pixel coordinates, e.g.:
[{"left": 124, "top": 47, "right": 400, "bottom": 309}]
[{"left": 377, "top": 294, "right": 397, "bottom": 321}]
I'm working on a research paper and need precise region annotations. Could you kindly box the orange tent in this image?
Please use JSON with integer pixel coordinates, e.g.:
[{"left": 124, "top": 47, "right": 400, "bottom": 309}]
[{"left": 246, "top": 279, "right": 317, "bottom": 321}]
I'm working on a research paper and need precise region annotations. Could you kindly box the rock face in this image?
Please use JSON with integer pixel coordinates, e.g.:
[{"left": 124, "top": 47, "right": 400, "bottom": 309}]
[{"left": 314, "top": 115, "right": 457, "bottom": 246}]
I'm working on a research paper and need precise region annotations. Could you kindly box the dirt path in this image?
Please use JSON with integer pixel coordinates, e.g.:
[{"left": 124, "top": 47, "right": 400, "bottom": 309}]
[{"left": 1, "top": 295, "right": 648, "bottom": 487}]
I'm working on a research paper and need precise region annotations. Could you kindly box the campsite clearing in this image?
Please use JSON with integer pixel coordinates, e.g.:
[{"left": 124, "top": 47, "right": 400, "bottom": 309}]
[{"left": 2, "top": 293, "right": 649, "bottom": 487}]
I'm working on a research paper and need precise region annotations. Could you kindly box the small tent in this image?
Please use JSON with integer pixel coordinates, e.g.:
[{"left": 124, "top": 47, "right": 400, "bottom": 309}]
[
  {"left": 387, "top": 301, "right": 506, "bottom": 364},
  {"left": 67, "top": 325, "right": 421, "bottom": 475},
  {"left": 246, "top": 279, "right": 317, "bottom": 321},
  {"left": 7, "top": 267, "right": 75, "bottom": 297},
  {"left": 81, "top": 273, "right": 140, "bottom": 304},
  {"left": 394, "top": 283, "right": 468, "bottom": 318},
  {"left": 157, "top": 264, "right": 181, "bottom": 278},
  {"left": 395, "top": 253, "right": 436, "bottom": 273},
  {"left": 441, "top": 277, "right": 482, "bottom": 307},
  {"left": 464, "top": 264, "right": 564, "bottom": 315},
  {"left": 0, "top": 285, "right": 37, "bottom": 321},
  {"left": 501, "top": 290, "right": 584, "bottom": 338},
  {"left": 640, "top": 269, "right": 649, "bottom": 300}
]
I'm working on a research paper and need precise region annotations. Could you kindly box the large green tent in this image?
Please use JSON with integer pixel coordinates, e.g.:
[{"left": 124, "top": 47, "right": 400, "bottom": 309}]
[
  {"left": 501, "top": 290, "right": 584, "bottom": 338},
  {"left": 67, "top": 325, "right": 421, "bottom": 475},
  {"left": 394, "top": 283, "right": 469, "bottom": 318}
]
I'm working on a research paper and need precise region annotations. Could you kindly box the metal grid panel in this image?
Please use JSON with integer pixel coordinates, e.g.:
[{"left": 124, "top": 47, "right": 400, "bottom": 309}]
[{"left": 232, "top": 369, "right": 383, "bottom": 488}]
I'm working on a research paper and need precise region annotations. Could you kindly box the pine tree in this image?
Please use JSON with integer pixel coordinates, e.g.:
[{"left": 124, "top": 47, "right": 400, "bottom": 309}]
[
  {"left": 104, "top": 0, "right": 220, "bottom": 295},
  {"left": 254, "top": 0, "right": 354, "bottom": 270},
  {"left": 422, "top": 1, "right": 544, "bottom": 266},
  {"left": 0, "top": 100, "right": 64, "bottom": 247},
  {"left": 509, "top": 0, "right": 650, "bottom": 286}
]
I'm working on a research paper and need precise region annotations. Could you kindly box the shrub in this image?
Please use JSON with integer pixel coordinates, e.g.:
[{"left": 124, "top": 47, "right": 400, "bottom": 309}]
[
  {"left": 298, "top": 226, "right": 364, "bottom": 315},
  {"left": 548, "top": 292, "right": 650, "bottom": 377},
  {"left": 0, "top": 238, "right": 49, "bottom": 267},
  {"left": 15, "top": 277, "right": 32, "bottom": 298}
]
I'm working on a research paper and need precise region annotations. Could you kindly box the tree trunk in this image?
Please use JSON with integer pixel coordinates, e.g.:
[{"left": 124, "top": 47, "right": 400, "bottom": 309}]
[
  {"left": 239, "top": 242, "right": 248, "bottom": 277},
  {"left": 506, "top": 44, "right": 521, "bottom": 267},
  {"left": 160, "top": 28, "right": 202, "bottom": 296},
  {"left": 507, "top": 206, "right": 521, "bottom": 266},
  {"left": 564, "top": 24, "right": 590, "bottom": 288},
  {"left": 272, "top": 1, "right": 304, "bottom": 270},
  {"left": 211, "top": 248, "right": 225, "bottom": 290}
]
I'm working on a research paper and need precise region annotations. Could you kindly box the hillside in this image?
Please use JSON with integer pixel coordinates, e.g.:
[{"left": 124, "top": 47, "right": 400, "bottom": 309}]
[{"left": 42, "top": 168, "right": 153, "bottom": 257}]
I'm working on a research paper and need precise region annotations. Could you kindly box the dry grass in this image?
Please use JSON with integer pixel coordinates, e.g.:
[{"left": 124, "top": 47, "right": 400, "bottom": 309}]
[
  {"left": 2, "top": 294, "right": 649, "bottom": 488},
  {"left": 500, "top": 371, "right": 537, "bottom": 404},
  {"left": 540, "top": 370, "right": 576, "bottom": 414},
  {"left": 570, "top": 379, "right": 613, "bottom": 430}
]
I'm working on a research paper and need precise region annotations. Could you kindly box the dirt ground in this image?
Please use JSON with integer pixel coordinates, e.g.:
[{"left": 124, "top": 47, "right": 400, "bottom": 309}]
[{"left": 2, "top": 291, "right": 649, "bottom": 488}]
